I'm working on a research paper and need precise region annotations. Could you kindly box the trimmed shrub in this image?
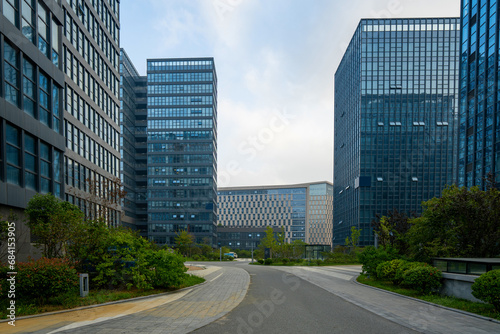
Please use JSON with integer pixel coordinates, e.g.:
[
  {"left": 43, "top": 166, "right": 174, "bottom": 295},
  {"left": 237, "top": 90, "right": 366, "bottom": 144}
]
[
  {"left": 394, "top": 261, "right": 427, "bottom": 285},
  {"left": 402, "top": 265, "right": 442, "bottom": 294},
  {"left": 257, "top": 259, "right": 264, "bottom": 264},
  {"left": 357, "top": 246, "right": 400, "bottom": 278},
  {"left": 376, "top": 259, "right": 407, "bottom": 283},
  {"left": 16, "top": 258, "right": 79, "bottom": 304},
  {"left": 264, "top": 259, "right": 272, "bottom": 265},
  {"left": 282, "top": 258, "right": 289, "bottom": 264},
  {"left": 472, "top": 269, "right": 500, "bottom": 311}
]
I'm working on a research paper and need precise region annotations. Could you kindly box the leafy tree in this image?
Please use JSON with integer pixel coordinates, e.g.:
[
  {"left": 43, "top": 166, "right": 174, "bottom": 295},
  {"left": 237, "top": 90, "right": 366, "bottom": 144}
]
[
  {"left": 26, "top": 193, "right": 84, "bottom": 258},
  {"left": 372, "top": 209, "right": 413, "bottom": 255},
  {"left": 408, "top": 185, "right": 500, "bottom": 261},
  {"left": 345, "top": 226, "right": 361, "bottom": 254},
  {"left": 175, "top": 230, "right": 195, "bottom": 257},
  {"left": 259, "top": 226, "right": 277, "bottom": 258}
]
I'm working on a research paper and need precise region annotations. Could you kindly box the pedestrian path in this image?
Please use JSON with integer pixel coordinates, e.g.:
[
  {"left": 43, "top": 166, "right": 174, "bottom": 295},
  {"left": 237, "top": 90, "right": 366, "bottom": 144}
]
[
  {"left": 3, "top": 265, "right": 250, "bottom": 334},
  {"left": 274, "top": 265, "right": 500, "bottom": 334}
]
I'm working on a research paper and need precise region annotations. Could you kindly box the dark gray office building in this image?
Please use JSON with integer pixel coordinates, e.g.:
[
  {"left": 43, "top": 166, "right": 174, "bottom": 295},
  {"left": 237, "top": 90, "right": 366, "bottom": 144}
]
[
  {"left": 120, "top": 55, "right": 218, "bottom": 247},
  {"left": 0, "top": 0, "right": 120, "bottom": 259},
  {"left": 459, "top": 0, "right": 500, "bottom": 188},
  {"left": 119, "top": 49, "right": 147, "bottom": 235},
  {"left": 334, "top": 18, "right": 460, "bottom": 246}
]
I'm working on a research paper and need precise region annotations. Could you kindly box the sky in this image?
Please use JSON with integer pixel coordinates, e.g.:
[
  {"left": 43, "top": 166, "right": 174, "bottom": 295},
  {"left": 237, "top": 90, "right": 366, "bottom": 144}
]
[{"left": 120, "top": 0, "right": 460, "bottom": 188}]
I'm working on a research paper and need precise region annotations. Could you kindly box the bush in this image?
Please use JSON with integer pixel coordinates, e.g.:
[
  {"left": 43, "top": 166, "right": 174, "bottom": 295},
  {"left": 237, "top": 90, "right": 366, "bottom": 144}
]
[
  {"left": 257, "top": 259, "right": 264, "bottom": 264},
  {"left": 146, "top": 249, "right": 187, "bottom": 289},
  {"left": 264, "top": 259, "right": 272, "bottom": 265},
  {"left": 472, "top": 269, "right": 500, "bottom": 311},
  {"left": 357, "top": 246, "right": 400, "bottom": 278},
  {"left": 15, "top": 258, "right": 79, "bottom": 304},
  {"left": 402, "top": 265, "right": 442, "bottom": 294},
  {"left": 376, "top": 259, "right": 407, "bottom": 283},
  {"left": 394, "top": 261, "right": 427, "bottom": 285},
  {"left": 282, "top": 258, "right": 289, "bottom": 264}
]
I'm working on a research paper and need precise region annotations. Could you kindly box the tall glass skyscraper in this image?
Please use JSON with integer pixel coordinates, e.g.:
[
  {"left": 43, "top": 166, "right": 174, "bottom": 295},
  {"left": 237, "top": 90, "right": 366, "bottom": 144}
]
[
  {"left": 334, "top": 18, "right": 460, "bottom": 246},
  {"left": 459, "top": 1, "right": 500, "bottom": 188},
  {"left": 146, "top": 58, "right": 217, "bottom": 247}
]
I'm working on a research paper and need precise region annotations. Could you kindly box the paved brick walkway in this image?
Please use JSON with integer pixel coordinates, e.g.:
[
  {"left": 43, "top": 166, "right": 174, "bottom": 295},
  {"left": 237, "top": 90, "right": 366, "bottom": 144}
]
[{"left": 4, "top": 266, "right": 249, "bottom": 334}]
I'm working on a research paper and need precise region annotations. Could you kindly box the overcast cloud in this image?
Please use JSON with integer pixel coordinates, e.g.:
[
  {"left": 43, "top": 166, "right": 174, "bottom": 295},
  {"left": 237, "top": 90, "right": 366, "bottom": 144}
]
[{"left": 120, "top": 0, "right": 460, "bottom": 187}]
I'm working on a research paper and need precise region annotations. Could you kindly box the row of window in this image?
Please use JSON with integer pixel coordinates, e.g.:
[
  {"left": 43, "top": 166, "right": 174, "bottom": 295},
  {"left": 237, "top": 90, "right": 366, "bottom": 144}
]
[
  {"left": 148, "top": 188, "right": 214, "bottom": 199},
  {"left": 147, "top": 107, "right": 213, "bottom": 118},
  {"left": 3, "top": 122, "right": 62, "bottom": 196},
  {"left": 147, "top": 60, "right": 214, "bottom": 71},
  {"left": 64, "top": 47, "right": 119, "bottom": 124},
  {"left": 148, "top": 154, "right": 213, "bottom": 165},
  {"left": 148, "top": 178, "right": 213, "bottom": 187},
  {"left": 362, "top": 22, "right": 460, "bottom": 32},
  {"left": 3, "top": 41, "right": 62, "bottom": 133},
  {"left": 65, "top": 192, "right": 120, "bottom": 227},
  {"left": 148, "top": 212, "right": 213, "bottom": 222},
  {"left": 147, "top": 72, "right": 214, "bottom": 83},
  {"left": 147, "top": 130, "right": 214, "bottom": 141},
  {"left": 147, "top": 143, "right": 213, "bottom": 153},
  {"left": 147, "top": 166, "right": 213, "bottom": 176},
  {"left": 147, "top": 84, "right": 213, "bottom": 95},
  {"left": 148, "top": 200, "right": 212, "bottom": 210},
  {"left": 147, "top": 119, "right": 213, "bottom": 129},
  {"left": 65, "top": 85, "right": 119, "bottom": 152},
  {"left": 65, "top": 120, "right": 119, "bottom": 177},
  {"left": 147, "top": 95, "right": 213, "bottom": 106},
  {"left": 3, "top": 0, "right": 60, "bottom": 65}
]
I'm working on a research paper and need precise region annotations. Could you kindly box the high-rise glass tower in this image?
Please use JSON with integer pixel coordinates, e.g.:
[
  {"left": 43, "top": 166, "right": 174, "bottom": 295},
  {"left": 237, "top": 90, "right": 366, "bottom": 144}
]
[
  {"left": 334, "top": 18, "right": 460, "bottom": 246},
  {"left": 459, "top": 1, "right": 500, "bottom": 188},
  {"left": 146, "top": 58, "right": 217, "bottom": 246}
]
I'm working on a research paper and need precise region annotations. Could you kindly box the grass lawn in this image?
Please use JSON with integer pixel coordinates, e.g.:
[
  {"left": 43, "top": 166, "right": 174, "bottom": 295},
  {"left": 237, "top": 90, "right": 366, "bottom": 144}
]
[
  {"left": 357, "top": 274, "right": 500, "bottom": 321},
  {"left": 0, "top": 274, "right": 204, "bottom": 318}
]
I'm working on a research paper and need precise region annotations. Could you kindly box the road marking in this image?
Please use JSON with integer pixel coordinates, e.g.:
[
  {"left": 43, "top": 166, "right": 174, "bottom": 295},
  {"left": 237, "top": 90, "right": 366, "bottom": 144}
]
[
  {"left": 301, "top": 267, "right": 353, "bottom": 281},
  {"left": 210, "top": 273, "right": 223, "bottom": 282}
]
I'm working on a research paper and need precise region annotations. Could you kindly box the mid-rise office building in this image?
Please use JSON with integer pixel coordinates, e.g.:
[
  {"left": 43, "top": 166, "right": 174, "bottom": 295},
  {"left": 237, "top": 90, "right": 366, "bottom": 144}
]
[
  {"left": 459, "top": 1, "right": 500, "bottom": 188},
  {"left": 217, "top": 226, "right": 281, "bottom": 251},
  {"left": 120, "top": 55, "right": 218, "bottom": 246},
  {"left": 119, "top": 49, "right": 147, "bottom": 235},
  {"left": 334, "top": 18, "right": 460, "bottom": 246},
  {"left": 0, "top": 0, "right": 120, "bottom": 259},
  {"left": 218, "top": 182, "right": 333, "bottom": 246}
]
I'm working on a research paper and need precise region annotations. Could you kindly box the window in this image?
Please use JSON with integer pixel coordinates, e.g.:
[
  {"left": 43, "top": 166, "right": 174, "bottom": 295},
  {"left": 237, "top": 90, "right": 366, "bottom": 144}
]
[
  {"left": 53, "top": 150, "right": 61, "bottom": 197},
  {"left": 40, "top": 142, "right": 51, "bottom": 193},
  {"left": 39, "top": 72, "right": 49, "bottom": 126},
  {"left": 22, "top": 58, "right": 35, "bottom": 116},
  {"left": 3, "top": 0, "right": 18, "bottom": 26},
  {"left": 37, "top": 2, "right": 49, "bottom": 57},
  {"left": 4, "top": 42, "right": 20, "bottom": 107},
  {"left": 6, "top": 124, "right": 21, "bottom": 185},
  {"left": 52, "top": 84, "right": 60, "bottom": 132},
  {"left": 21, "top": 0, "right": 35, "bottom": 43},
  {"left": 24, "top": 133, "right": 37, "bottom": 190},
  {"left": 51, "top": 18, "right": 59, "bottom": 66}
]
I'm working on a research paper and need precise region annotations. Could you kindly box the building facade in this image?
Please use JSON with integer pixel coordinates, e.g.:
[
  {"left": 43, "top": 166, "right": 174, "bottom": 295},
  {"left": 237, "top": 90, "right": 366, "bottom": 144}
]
[
  {"left": 217, "top": 182, "right": 333, "bottom": 246},
  {"left": 217, "top": 226, "right": 280, "bottom": 251},
  {"left": 459, "top": 1, "right": 500, "bottom": 188},
  {"left": 119, "top": 49, "right": 147, "bottom": 235},
  {"left": 62, "top": 0, "right": 121, "bottom": 226},
  {"left": 145, "top": 58, "right": 218, "bottom": 247},
  {"left": 334, "top": 18, "right": 460, "bottom": 246}
]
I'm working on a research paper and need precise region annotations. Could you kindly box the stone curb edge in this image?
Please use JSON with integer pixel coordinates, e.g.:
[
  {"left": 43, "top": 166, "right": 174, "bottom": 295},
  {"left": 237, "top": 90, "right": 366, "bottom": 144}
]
[
  {"left": 351, "top": 274, "right": 500, "bottom": 325},
  {"left": 0, "top": 274, "right": 208, "bottom": 324}
]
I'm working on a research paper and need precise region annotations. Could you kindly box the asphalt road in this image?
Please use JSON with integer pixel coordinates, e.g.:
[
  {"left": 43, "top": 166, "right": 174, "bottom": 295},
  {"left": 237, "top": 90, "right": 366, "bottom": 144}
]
[{"left": 193, "top": 262, "right": 418, "bottom": 334}]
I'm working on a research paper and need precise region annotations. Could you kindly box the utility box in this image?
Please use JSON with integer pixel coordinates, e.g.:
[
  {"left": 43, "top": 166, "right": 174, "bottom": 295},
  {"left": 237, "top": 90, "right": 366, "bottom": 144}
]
[{"left": 80, "top": 273, "right": 89, "bottom": 297}]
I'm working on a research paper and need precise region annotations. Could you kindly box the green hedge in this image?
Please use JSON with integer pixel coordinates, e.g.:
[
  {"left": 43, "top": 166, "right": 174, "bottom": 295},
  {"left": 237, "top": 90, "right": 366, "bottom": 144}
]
[
  {"left": 472, "top": 269, "right": 500, "bottom": 311},
  {"left": 401, "top": 265, "right": 442, "bottom": 294},
  {"left": 357, "top": 246, "right": 400, "bottom": 278}
]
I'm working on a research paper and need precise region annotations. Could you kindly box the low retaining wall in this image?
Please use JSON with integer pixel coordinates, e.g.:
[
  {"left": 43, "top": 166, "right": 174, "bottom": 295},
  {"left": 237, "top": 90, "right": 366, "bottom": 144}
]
[{"left": 440, "top": 272, "right": 483, "bottom": 303}]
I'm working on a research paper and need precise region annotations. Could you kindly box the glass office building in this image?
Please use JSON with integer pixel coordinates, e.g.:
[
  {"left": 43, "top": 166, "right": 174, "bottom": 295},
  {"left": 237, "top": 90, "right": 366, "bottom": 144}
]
[
  {"left": 119, "top": 49, "right": 147, "bottom": 235},
  {"left": 218, "top": 182, "right": 333, "bottom": 246},
  {"left": 146, "top": 58, "right": 218, "bottom": 246},
  {"left": 334, "top": 18, "right": 460, "bottom": 246},
  {"left": 459, "top": 0, "right": 500, "bottom": 188}
]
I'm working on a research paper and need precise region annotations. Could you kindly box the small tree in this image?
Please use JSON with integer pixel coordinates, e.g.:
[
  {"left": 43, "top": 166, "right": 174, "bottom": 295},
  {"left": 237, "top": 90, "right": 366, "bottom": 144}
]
[
  {"left": 26, "top": 193, "right": 84, "bottom": 258},
  {"left": 372, "top": 209, "right": 412, "bottom": 255},
  {"left": 260, "top": 226, "right": 277, "bottom": 258},
  {"left": 345, "top": 226, "right": 361, "bottom": 254},
  {"left": 175, "top": 230, "right": 195, "bottom": 257}
]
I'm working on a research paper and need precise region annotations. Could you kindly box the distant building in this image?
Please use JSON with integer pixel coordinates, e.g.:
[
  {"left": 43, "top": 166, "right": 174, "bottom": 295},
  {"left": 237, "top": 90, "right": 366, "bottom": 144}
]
[
  {"left": 119, "top": 54, "right": 218, "bottom": 247},
  {"left": 217, "top": 182, "right": 333, "bottom": 246},
  {"left": 458, "top": 1, "right": 500, "bottom": 188},
  {"left": 217, "top": 226, "right": 280, "bottom": 251},
  {"left": 334, "top": 18, "right": 460, "bottom": 246}
]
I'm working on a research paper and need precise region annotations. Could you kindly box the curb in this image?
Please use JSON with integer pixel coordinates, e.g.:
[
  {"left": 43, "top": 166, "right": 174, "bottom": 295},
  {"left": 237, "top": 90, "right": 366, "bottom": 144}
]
[
  {"left": 351, "top": 275, "right": 500, "bottom": 325},
  {"left": 0, "top": 276, "right": 208, "bottom": 323}
]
